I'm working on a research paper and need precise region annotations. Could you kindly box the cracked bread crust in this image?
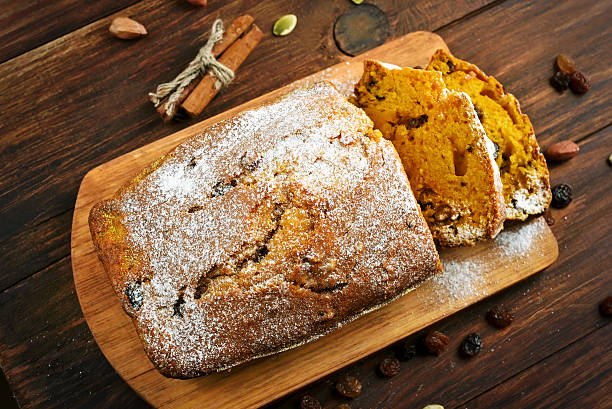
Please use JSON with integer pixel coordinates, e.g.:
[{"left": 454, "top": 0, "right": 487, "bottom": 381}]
[{"left": 89, "top": 82, "right": 441, "bottom": 378}]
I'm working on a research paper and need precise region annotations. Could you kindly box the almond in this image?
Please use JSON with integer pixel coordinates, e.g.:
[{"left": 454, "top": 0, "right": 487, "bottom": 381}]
[
  {"left": 109, "top": 17, "right": 147, "bottom": 40},
  {"left": 545, "top": 140, "right": 579, "bottom": 162}
]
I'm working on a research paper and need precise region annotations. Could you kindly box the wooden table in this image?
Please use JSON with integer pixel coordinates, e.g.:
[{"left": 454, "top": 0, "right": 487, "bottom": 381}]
[{"left": 0, "top": 1, "right": 610, "bottom": 408}]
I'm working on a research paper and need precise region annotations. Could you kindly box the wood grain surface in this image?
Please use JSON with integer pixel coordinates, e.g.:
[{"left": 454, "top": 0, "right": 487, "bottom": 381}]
[
  {"left": 0, "top": 0, "right": 610, "bottom": 408},
  {"left": 71, "top": 32, "right": 557, "bottom": 408}
]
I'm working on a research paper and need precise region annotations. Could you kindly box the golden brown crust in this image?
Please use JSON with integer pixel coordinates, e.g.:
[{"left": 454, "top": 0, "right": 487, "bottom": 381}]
[{"left": 89, "top": 82, "right": 441, "bottom": 378}]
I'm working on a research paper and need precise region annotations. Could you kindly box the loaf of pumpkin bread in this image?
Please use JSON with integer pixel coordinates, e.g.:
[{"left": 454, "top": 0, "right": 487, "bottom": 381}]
[{"left": 89, "top": 82, "right": 441, "bottom": 378}]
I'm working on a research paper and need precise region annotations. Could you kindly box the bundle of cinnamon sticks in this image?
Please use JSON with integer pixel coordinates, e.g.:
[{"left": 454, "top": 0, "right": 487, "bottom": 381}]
[{"left": 152, "top": 15, "right": 263, "bottom": 122}]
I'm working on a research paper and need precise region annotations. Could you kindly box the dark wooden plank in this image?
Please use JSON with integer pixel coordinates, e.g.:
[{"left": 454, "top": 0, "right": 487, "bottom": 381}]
[
  {"left": 0, "top": 0, "right": 140, "bottom": 64},
  {"left": 267, "top": 127, "right": 612, "bottom": 408},
  {"left": 0, "top": 0, "right": 492, "bottom": 287},
  {"left": 0, "top": 209, "right": 71, "bottom": 291},
  {"left": 0, "top": 257, "right": 148, "bottom": 409},
  {"left": 0, "top": 366, "right": 18, "bottom": 409},
  {"left": 0, "top": 127, "right": 609, "bottom": 408},
  {"left": 460, "top": 325, "right": 612, "bottom": 409},
  {"left": 435, "top": 0, "right": 612, "bottom": 147}
]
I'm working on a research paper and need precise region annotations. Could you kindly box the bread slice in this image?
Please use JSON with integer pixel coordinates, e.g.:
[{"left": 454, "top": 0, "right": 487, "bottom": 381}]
[
  {"left": 89, "top": 82, "right": 441, "bottom": 378},
  {"left": 427, "top": 49, "right": 551, "bottom": 220},
  {"left": 352, "top": 60, "right": 505, "bottom": 247}
]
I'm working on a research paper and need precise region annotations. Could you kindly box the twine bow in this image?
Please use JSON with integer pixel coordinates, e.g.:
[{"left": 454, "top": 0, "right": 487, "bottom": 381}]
[{"left": 148, "top": 19, "right": 235, "bottom": 116}]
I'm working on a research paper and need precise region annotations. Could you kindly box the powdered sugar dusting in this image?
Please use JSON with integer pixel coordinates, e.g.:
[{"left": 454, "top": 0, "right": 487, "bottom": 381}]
[
  {"left": 91, "top": 82, "right": 440, "bottom": 377},
  {"left": 430, "top": 217, "right": 547, "bottom": 304}
]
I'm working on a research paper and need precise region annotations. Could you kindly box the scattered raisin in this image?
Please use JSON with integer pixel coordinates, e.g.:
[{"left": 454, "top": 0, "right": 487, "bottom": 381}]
[
  {"left": 413, "top": 65, "right": 423, "bottom": 70},
  {"left": 486, "top": 305, "right": 515, "bottom": 328},
  {"left": 569, "top": 71, "right": 591, "bottom": 94},
  {"left": 556, "top": 54, "right": 577, "bottom": 75},
  {"left": 460, "top": 333, "right": 483, "bottom": 357},
  {"left": 335, "top": 405, "right": 352, "bottom": 409},
  {"left": 446, "top": 60, "right": 456, "bottom": 73},
  {"left": 336, "top": 375, "right": 362, "bottom": 398},
  {"left": 424, "top": 330, "right": 449, "bottom": 356},
  {"left": 299, "top": 395, "right": 321, "bottom": 409},
  {"left": 397, "top": 341, "right": 417, "bottom": 361},
  {"left": 125, "top": 282, "right": 143, "bottom": 310},
  {"left": 378, "top": 357, "right": 400, "bottom": 377},
  {"left": 551, "top": 184, "right": 573, "bottom": 208},
  {"left": 550, "top": 71, "right": 570, "bottom": 92},
  {"left": 544, "top": 209, "right": 555, "bottom": 226},
  {"left": 599, "top": 296, "right": 612, "bottom": 317}
]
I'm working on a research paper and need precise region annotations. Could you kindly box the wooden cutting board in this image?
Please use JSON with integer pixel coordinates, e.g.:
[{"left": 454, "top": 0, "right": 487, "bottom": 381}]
[{"left": 71, "top": 31, "right": 558, "bottom": 409}]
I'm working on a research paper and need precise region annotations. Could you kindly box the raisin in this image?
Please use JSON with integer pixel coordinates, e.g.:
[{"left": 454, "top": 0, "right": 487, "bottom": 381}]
[
  {"left": 172, "top": 293, "right": 185, "bottom": 318},
  {"left": 551, "top": 184, "right": 572, "bottom": 208},
  {"left": 569, "top": 71, "right": 591, "bottom": 94},
  {"left": 446, "top": 60, "right": 456, "bottom": 73},
  {"left": 424, "top": 330, "right": 449, "bottom": 356},
  {"left": 544, "top": 209, "right": 555, "bottom": 226},
  {"left": 211, "top": 181, "right": 232, "bottom": 197},
  {"left": 413, "top": 65, "right": 423, "bottom": 70},
  {"left": 492, "top": 142, "right": 500, "bottom": 161},
  {"left": 550, "top": 71, "right": 570, "bottom": 92},
  {"left": 460, "top": 333, "right": 483, "bottom": 357},
  {"left": 299, "top": 395, "right": 321, "bottom": 409},
  {"left": 473, "top": 104, "right": 484, "bottom": 122},
  {"left": 400, "top": 114, "right": 428, "bottom": 129},
  {"left": 486, "top": 305, "right": 514, "bottom": 328},
  {"left": 397, "top": 341, "right": 417, "bottom": 361},
  {"left": 125, "top": 282, "right": 143, "bottom": 310},
  {"left": 599, "top": 296, "right": 612, "bottom": 317},
  {"left": 556, "top": 54, "right": 577, "bottom": 75},
  {"left": 244, "top": 159, "right": 260, "bottom": 172},
  {"left": 335, "top": 375, "right": 362, "bottom": 398},
  {"left": 335, "top": 405, "right": 351, "bottom": 409},
  {"left": 378, "top": 357, "right": 400, "bottom": 377}
]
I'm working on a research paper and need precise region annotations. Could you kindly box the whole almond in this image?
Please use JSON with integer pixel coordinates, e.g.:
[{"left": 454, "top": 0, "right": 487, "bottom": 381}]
[
  {"left": 186, "top": 0, "right": 207, "bottom": 5},
  {"left": 545, "top": 140, "right": 579, "bottom": 162},
  {"left": 109, "top": 17, "right": 147, "bottom": 40}
]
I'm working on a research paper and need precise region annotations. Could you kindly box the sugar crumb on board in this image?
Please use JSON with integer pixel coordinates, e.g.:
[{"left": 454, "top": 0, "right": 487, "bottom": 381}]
[{"left": 428, "top": 218, "right": 547, "bottom": 304}]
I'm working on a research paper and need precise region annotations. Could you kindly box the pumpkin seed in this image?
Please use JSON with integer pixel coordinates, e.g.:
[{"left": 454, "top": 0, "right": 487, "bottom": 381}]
[
  {"left": 273, "top": 14, "right": 297, "bottom": 36},
  {"left": 352, "top": 0, "right": 365, "bottom": 3},
  {"left": 423, "top": 406, "right": 444, "bottom": 409}
]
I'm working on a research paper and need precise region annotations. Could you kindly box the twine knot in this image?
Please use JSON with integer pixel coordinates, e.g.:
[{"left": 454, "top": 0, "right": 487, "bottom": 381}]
[{"left": 149, "top": 19, "right": 235, "bottom": 116}]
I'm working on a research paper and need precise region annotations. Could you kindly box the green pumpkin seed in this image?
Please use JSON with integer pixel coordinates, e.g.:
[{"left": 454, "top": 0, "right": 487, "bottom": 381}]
[
  {"left": 351, "top": 0, "right": 365, "bottom": 3},
  {"left": 273, "top": 14, "right": 297, "bottom": 36},
  {"left": 422, "top": 405, "right": 444, "bottom": 409}
]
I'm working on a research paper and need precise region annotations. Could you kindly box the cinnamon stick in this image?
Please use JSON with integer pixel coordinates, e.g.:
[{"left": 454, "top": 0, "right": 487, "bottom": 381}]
[
  {"left": 154, "top": 14, "right": 255, "bottom": 121},
  {"left": 182, "top": 24, "right": 264, "bottom": 117}
]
